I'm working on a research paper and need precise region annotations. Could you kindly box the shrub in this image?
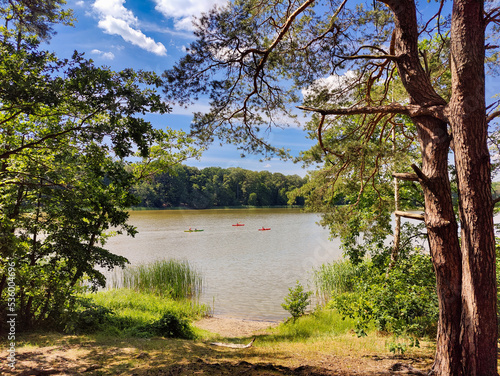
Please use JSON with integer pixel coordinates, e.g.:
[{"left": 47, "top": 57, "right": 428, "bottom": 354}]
[
  {"left": 322, "top": 251, "right": 438, "bottom": 338},
  {"left": 63, "top": 298, "right": 115, "bottom": 334},
  {"left": 144, "top": 311, "right": 195, "bottom": 339},
  {"left": 282, "top": 281, "right": 311, "bottom": 322}
]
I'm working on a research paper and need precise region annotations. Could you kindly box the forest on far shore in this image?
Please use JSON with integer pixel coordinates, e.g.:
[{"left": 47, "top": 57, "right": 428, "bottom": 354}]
[{"left": 132, "top": 165, "right": 308, "bottom": 209}]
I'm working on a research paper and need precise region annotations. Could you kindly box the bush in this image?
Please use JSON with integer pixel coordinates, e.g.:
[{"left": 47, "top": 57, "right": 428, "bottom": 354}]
[
  {"left": 282, "top": 281, "right": 311, "bottom": 322},
  {"left": 320, "top": 251, "right": 438, "bottom": 338},
  {"left": 64, "top": 298, "right": 115, "bottom": 334},
  {"left": 144, "top": 311, "right": 195, "bottom": 339}
]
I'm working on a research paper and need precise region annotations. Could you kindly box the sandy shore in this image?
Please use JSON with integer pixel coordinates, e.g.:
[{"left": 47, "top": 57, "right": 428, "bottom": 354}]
[{"left": 194, "top": 316, "right": 279, "bottom": 337}]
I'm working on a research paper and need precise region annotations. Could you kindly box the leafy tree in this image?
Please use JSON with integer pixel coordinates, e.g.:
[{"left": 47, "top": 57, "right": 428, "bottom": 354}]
[
  {"left": 282, "top": 280, "right": 311, "bottom": 322},
  {"left": 0, "top": 0, "right": 197, "bottom": 331},
  {"left": 163, "top": 0, "right": 500, "bottom": 374},
  {"left": 131, "top": 164, "right": 306, "bottom": 208}
]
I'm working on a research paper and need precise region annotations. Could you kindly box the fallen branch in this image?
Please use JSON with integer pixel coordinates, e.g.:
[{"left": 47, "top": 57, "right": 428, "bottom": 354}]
[{"left": 210, "top": 337, "right": 256, "bottom": 349}]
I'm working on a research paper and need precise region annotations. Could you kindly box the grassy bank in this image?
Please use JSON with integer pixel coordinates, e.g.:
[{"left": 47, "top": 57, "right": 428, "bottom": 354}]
[
  {"left": 8, "top": 309, "right": 437, "bottom": 376},
  {"left": 70, "top": 289, "right": 211, "bottom": 338},
  {"left": 65, "top": 259, "right": 210, "bottom": 338},
  {"left": 1, "top": 257, "right": 445, "bottom": 375}
]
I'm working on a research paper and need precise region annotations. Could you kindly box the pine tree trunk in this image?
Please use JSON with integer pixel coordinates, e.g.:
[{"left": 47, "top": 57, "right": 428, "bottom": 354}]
[
  {"left": 414, "top": 117, "right": 463, "bottom": 376},
  {"left": 379, "top": 1, "right": 464, "bottom": 373},
  {"left": 449, "top": 1, "right": 498, "bottom": 374}
]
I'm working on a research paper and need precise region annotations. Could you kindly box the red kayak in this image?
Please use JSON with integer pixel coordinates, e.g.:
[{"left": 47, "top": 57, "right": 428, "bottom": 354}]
[
  {"left": 258, "top": 227, "right": 271, "bottom": 231},
  {"left": 232, "top": 223, "right": 245, "bottom": 226}
]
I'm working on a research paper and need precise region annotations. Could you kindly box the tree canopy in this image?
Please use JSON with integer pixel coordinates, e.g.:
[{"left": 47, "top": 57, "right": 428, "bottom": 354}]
[
  {"left": 0, "top": 0, "right": 198, "bottom": 331},
  {"left": 133, "top": 164, "right": 306, "bottom": 209}
]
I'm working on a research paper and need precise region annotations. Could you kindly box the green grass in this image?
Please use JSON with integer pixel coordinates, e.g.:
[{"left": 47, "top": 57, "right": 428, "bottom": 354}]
[
  {"left": 91, "top": 288, "right": 209, "bottom": 319},
  {"left": 76, "top": 288, "right": 211, "bottom": 338},
  {"left": 109, "top": 259, "right": 203, "bottom": 300},
  {"left": 263, "top": 309, "right": 358, "bottom": 342}
]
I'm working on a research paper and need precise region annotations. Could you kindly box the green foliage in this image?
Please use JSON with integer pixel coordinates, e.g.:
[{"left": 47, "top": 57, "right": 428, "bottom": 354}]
[
  {"left": 132, "top": 165, "right": 306, "bottom": 209},
  {"left": 144, "top": 311, "right": 195, "bottom": 339},
  {"left": 281, "top": 281, "right": 311, "bottom": 322},
  {"left": 387, "top": 335, "right": 420, "bottom": 355},
  {"left": 63, "top": 297, "right": 115, "bottom": 334},
  {"left": 0, "top": 1, "right": 198, "bottom": 331},
  {"left": 294, "top": 111, "right": 423, "bottom": 264},
  {"left": 264, "top": 309, "right": 356, "bottom": 342},
  {"left": 110, "top": 259, "right": 203, "bottom": 300},
  {"left": 321, "top": 251, "right": 438, "bottom": 339},
  {"left": 64, "top": 289, "right": 208, "bottom": 338}
]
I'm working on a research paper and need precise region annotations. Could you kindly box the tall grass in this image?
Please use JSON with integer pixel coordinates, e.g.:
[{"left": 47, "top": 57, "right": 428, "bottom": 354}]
[
  {"left": 312, "top": 259, "right": 365, "bottom": 304},
  {"left": 110, "top": 259, "right": 203, "bottom": 300}
]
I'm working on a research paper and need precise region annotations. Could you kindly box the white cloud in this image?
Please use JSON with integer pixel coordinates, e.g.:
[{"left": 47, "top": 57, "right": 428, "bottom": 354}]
[
  {"left": 91, "top": 49, "right": 115, "bottom": 60},
  {"left": 301, "top": 71, "right": 358, "bottom": 104},
  {"left": 92, "top": 0, "right": 167, "bottom": 56},
  {"left": 173, "top": 17, "right": 195, "bottom": 31},
  {"left": 93, "top": 0, "right": 137, "bottom": 25},
  {"left": 170, "top": 102, "right": 212, "bottom": 116},
  {"left": 153, "top": 0, "right": 228, "bottom": 31}
]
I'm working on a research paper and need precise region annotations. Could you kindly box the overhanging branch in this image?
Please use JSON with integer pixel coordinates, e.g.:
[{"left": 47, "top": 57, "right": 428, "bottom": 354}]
[
  {"left": 334, "top": 53, "right": 398, "bottom": 61},
  {"left": 297, "top": 103, "right": 447, "bottom": 122},
  {"left": 486, "top": 110, "right": 500, "bottom": 124}
]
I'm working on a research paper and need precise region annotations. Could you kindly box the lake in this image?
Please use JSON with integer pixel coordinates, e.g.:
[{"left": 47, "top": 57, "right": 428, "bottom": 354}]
[{"left": 104, "top": 208, "right": 343, "bottom": 322}]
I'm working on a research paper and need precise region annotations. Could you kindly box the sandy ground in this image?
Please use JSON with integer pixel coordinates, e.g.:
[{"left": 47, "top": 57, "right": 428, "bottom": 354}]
[
  {"left": 194, "top": 316, "right": 279, "bottom": 337},
  {"left": 1, "top": 316, "right": 437, "bottom": 375}
]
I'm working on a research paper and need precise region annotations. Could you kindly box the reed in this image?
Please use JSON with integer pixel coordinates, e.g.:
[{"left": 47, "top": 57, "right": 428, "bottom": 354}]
[
  {"left": 110, "top": 259, "right": 203, "bottom": 300},
  {"left": 312, "top": 259, "right": 365, "bottom": 304}
]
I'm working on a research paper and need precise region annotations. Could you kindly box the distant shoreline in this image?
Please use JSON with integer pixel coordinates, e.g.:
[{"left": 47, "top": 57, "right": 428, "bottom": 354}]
[{"left": 129, "top": 205, "right": 305, "bottom": 211}]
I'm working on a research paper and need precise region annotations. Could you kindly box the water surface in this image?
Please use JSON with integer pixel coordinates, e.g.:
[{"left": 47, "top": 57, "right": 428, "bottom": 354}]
[{"left": 104, "top": 208, "right": 342, "bottom": 321}]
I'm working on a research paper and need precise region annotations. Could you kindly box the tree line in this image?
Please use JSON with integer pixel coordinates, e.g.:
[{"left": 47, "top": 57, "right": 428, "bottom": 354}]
[{"left": 132, "top": 165, "right": 307, "bottom": 209}]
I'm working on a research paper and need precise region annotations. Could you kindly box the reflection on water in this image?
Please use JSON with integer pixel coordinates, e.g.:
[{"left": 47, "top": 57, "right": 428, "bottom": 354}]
[{"left": 104, "top": 208, "right": 342, "bottom": 321}]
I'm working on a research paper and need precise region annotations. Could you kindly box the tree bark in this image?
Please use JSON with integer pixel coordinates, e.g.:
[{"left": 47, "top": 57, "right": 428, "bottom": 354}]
[
  {"left": 379, "top": 1, "right": 464, "bottom": 374},
  {"left": 449, "top": 1, "right": 498, "bottom": 374},
  {"left": 414, "top": 115, "right": 463, "bottom": 376}
]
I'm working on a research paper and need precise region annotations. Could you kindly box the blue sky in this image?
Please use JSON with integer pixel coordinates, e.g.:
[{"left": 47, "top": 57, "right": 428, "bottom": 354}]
[
  {"left": 44, "top": 0, "right": 500, "bottom": 178},
  {"left": 44, "top": 0, "right": 316, "bottom": 177}
]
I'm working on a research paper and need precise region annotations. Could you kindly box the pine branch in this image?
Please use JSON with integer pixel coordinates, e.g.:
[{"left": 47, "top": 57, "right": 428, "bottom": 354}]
[{"left": 297, "top": 103, "right": 447, "bottom": 122}]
